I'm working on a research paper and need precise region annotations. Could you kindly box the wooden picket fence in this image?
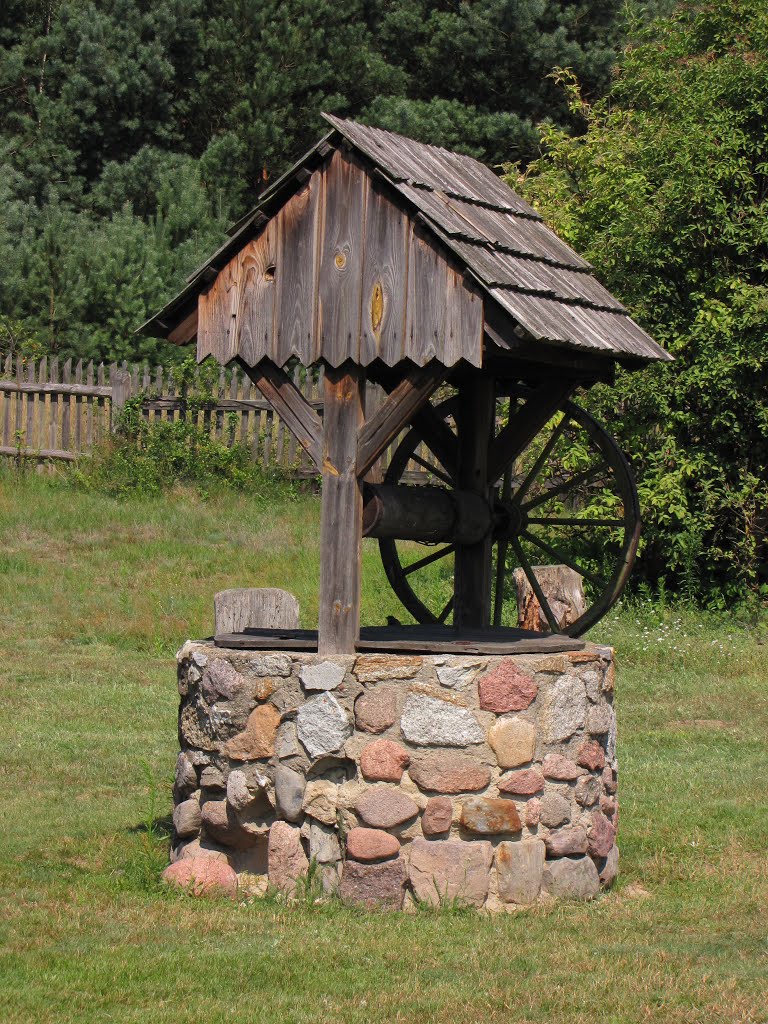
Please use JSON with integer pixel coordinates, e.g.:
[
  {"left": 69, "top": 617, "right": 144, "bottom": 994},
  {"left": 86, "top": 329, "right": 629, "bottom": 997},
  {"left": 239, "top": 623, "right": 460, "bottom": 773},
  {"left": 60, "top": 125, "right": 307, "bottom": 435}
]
[{"left": 0, "top": 352, "right": 419, "bottom": 480}]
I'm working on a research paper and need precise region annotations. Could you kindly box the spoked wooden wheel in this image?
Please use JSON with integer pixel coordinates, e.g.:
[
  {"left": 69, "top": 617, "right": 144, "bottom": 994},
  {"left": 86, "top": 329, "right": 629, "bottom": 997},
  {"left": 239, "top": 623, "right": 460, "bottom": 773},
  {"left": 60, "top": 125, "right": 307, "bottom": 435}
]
[{"left": 378, "top": 396, "right": 641, "bottom": 637}]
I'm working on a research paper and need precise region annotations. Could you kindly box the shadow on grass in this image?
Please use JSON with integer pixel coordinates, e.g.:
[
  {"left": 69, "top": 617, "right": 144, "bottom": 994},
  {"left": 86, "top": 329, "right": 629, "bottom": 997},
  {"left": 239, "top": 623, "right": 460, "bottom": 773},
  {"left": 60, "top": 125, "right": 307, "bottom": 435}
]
[{"left": 128, "top": 815, "right": 174, "bottom": 840}]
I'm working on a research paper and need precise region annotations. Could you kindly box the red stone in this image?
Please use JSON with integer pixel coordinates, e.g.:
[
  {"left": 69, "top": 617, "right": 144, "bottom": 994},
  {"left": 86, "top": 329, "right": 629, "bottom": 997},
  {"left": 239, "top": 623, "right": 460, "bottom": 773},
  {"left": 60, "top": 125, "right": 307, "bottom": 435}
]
[
  {"left": 577, "top": 740, "right": 606, "bottom": 771},
  {"left": 602, "top": 765, "right": 617, "bottom": 794},
  {"left": 360, "top": 739, "right": 410, "bottom": 782},
  {"left": 542, "top": 754, "right": 585, "bottom": 780},
  {"left": 525, "top": 798, "right": 542, "bottom": 827},
  {"left": 162, "top": 856, "right": 238, "bottom": 899},
  {"left": 478, "top": 659, "right": 538, "bottom": 713},
  {"left": 498, "top": 768, "right": 545, "bottom": 795},
  {"left": 346, "top": 827, "right": 400, "bottom": 862},
  {"left": 460, "top": 797, "right": 522, "bottom": 834},
  {"left": 544, "top": 825, "right": 588, "bottom": 857},
  {"left": 356, "top": 786, "right": 418, "bottom": 829},
  {"left": 201, "top": 799, "right": 257, "bottom": 850},
  {"left": 354, "top": 686, "right": 398, "bottom": 733},
  {"left": 339, "top": 856, "right": 406, "bottom": 909},
  {"left": 407, "top": 752, "right": 491, "bottom": 794},
  {"left": 267, "top": 821, "right": 308, "bottom": 893},
  {"left": 409, "top": 838, "right": 492, "bottom": 907},
  {"left": 422, "top": 796, "right": 453, "bottom": 836},
  {"left": 588, "top": 810, "right": 616, "bottom": 858},
  {"left": 600, "top": 794, "right": 617, "bottom": 818}
]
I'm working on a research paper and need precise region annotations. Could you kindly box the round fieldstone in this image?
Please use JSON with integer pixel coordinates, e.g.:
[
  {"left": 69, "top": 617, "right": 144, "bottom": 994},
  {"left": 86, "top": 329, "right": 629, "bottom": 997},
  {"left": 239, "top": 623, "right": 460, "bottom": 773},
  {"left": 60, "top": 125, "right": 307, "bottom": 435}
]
[
  {"left": 498, "top": 767, "right": 544, "bottom": 795},
  {"left": 460, "top": 797, "right": 522, "bottom": 834},
  {"left": 539, "top": 792, "right": 571, "bottom": 828},
  {"left": 600, "top": 794, "right": 618, "bottom": 818},
  {"left": 543, "top": 824, "right": 588, "bottom": 857},
  {"left": 360, "top": 739, "right": 410, "bottom": 782},
  {"left": 201, "top": 799, "right": 257, "bottom": 850},
  {"left": 577, "top": 739, "right": 606, "bottom": 771},
  {"left": 223, "top": 704, "right": 281, "bottom": 760},
  {"left": 422, "top": 796, "right": 453, "bottom": 836},
  {"left": 354, "top": 686, "right": 398, "bottom": 734},
  {"left": 598, "top": 843, "right": 619, "bottom": 887},
  {"left": 202, "top": 659, "right": 246, "bottom": 703},
  {"left": 488, "top": 718, "right": 536, "bottom": 768},
  {"left": 356, "top": 785, "right": 418, "bottom": 829},
  {"left": 407, "top": 751, "right": 491, "bottom": 794},
  {"left": 542, "top": 754, "right": 585, "bottom": 780},
  {"left": 339, "top": 856, "right": 406, "bottom": 909},
  {"left": 602, "top": 765, "right": 617, "bottom": 794},
  {"left": 575, "top": 774, "right": 601, "bottom": 807},
  {"left": 346, "top": 827, "right": 400, "bottom": 862},
  {"left": 477, "top": 660, "right": 538, "bottom": 713},
  {"left": 173, "top": 794, "right": 202, "bottom": 838},
  {"left": 542, "top": 855, "right": 599, "bottom": 899},
  {"left": 162, "top": 856, "right": 238, "bottom": 899},
  {"left": 588, "top": 810, "right": 616, "bottom": 858}
]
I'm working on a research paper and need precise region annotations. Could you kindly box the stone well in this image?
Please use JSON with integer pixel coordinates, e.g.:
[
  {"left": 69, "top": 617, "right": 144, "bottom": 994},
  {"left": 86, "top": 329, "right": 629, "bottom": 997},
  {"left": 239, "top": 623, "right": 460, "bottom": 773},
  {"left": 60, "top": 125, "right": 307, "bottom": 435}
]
[{"left": 166, "top": 643, "right": 619, "bottom": 909}]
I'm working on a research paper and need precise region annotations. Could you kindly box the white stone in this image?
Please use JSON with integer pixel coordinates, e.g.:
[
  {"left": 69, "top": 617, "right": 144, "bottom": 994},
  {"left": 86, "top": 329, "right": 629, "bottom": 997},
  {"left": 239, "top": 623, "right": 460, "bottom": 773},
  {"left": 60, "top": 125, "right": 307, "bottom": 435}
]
[
  {"left": 302, "top": 779, "right": 338, "bottom": 825},
  {"left": 435, "top": 660, "right": 486, "bottom": 690},
  {"left": 210, "top": 705, "right": 233, "bottom": 732},
  {"left": 540, "top": 673, "right": 587, "bottom": 742},
  {"left": 308, "top": 820, "right": 341, "bottom": 864},
  {"left": 582, "top": 670, "right": 601, "bottom": 703},
  {"left": 299, "top": 661, "right": 346, "bottom": 691},
  {"left": 188, "top": 664, "right": 202, "bottom": 683},
  {"left": 191, "top": 651, "right": 209, "bottom": 668},
  {"left": 400, "top": 693, "right": 484, "bottom": 747},
  {"left": 587, "top": 704, "right": 614, "bottom": 736},
  {"left": 226, "top": 770, "right": 253, "bottom": 812},
  {"left": 248, "top": 653, "right": 292, "bottom": 678},
  {"left": 296, "top": 692, "right": 353, "bottom": 758}
]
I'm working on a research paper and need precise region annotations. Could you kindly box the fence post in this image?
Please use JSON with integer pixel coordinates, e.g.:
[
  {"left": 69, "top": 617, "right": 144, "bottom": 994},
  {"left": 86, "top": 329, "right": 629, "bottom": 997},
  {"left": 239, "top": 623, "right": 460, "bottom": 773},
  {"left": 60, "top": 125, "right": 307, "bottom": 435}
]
[{"left": 110, "top": 369, "right": 132, "bottom": 432}]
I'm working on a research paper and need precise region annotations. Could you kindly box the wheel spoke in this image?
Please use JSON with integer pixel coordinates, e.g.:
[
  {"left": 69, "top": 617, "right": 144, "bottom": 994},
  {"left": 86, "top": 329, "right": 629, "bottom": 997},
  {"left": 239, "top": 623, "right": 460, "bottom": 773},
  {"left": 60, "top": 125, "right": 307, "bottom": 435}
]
[
  {"left": 527, "top": 516, "right": 624, "bottom": 528},
  {"left": 511, "top": 537, "right": 561, "bottom": 633},
  {"left": 521, "top": 461, "right": 608, "bottom": 513},
  {"left": 403, "top": 544, "right": 455, "bottom": 577},
  {"left": 437, "top": 595, "right": 454, "bottom": 624},
  {"left": 493, "top": 537, "right": 509, "bottom": 627},
  {"left": 409, "top": 452, "right": 453, "bottom": 487},
  {"left": 512, "top": 414, "right": 570, "bottom": 504},
  {"left": 522, "top": 530, "right": 606, "bottom": 589}
]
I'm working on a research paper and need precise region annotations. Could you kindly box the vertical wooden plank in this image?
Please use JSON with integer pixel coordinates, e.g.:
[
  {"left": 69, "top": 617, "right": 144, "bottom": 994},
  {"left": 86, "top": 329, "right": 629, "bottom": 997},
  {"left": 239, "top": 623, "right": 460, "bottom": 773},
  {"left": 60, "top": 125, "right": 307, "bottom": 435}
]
[
  {"left": 167, "top": 363, "right": 177, "bottom": 424},
  {"left": 14, "top": 355, "right": 24, "bottom": 448},
  {"left": 197, "top": 260, "right": 240, "bottom": 365},
  {"left": 26, "top": 357, "right": 36, "bottom": 450},
  {"left": 74, "top": 360, "right": 83, "bottom": 451},
  {"left": 96, "top": 363, "right": 106, "bottom": 442},
  {"left": 274, "top": 173, "right": 321, "bottom": 367},
  {"left": 49, "top": 357, "right": 59, "bottom": 452},
  {"left": 318, "top": 362, "right": 365, "bottom": 654},
  {"left": 39, "top": 357, "right": 49, "bottom": 452},
  {"left": 111, "top": 368, "right": 132, "bottom": 431},
  {"left": 2, "top": 353, "right": 13, "bottom": 449},
  {"left": 236, "top": 224, "right": 278, "bottom": 366},
  {"left": 61, "top": 358, "right": 72, "bottom": 451},
  {"left": 215, "top": 364, "right": 225, "bottom": 439},
  {"left": 228, "top": 365, "right": 239, "bottom": 446},
  {"left": 241, "top": 374, "right": 251, "bottom": 447},
  {"left": 85, "top": 361, "right": 94, "bottom": 449},
  {"left": 154, "top": 365, "right": 163, "bottom": 424},
  {"left": 453, "top": 374, "right": 495, "bottom": 629},
  {"left": 284, "top": 365, "right": 300, "bottom": 469},
  {"left": 317, "top": 151, "right": 366, "bottom": 367},
  {"left": 360, "top": 178, "right": 409, "bottom": 366}
]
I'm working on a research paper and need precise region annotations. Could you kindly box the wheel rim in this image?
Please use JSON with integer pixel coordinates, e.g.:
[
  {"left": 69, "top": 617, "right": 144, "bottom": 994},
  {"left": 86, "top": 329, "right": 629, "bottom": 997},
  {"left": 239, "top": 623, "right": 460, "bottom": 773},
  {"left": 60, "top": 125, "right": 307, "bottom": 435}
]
[{"left": 378, "top": 395, "right": 640, "bottom": 637}]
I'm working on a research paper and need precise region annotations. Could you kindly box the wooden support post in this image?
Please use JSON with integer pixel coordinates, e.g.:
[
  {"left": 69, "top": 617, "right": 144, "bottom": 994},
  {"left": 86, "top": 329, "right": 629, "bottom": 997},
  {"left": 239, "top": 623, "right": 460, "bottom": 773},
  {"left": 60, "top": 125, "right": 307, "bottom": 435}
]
[
  {"left": 454, "top": 375, "right": 495, "bottom": 630},
  {"left": 110, "top": 369, "right": 132, "bottom": 431},
  {"left": 318, "top": 362, "right": 365, "bottom": 655}
]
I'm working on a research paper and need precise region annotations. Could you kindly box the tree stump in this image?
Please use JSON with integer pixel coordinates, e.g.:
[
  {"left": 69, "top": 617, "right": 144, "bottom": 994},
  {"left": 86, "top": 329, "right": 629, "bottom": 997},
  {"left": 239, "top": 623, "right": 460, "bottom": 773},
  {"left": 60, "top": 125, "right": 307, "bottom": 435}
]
[{"left": 513, "top": 566, "right": 586, "bottom": 632}]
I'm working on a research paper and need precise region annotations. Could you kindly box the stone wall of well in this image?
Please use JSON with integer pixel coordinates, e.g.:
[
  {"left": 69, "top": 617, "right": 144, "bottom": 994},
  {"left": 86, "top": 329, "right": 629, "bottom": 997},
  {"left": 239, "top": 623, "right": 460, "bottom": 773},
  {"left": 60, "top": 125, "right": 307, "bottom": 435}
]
[{"left": 167, "top": 643, "right": 619, "bottom": 909}]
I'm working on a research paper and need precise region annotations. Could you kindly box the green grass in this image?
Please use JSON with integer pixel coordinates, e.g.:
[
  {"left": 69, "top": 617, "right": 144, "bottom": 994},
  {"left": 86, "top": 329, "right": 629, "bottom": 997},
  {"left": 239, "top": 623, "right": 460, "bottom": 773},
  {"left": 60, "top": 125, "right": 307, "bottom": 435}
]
[{"left": 1, "top": 470, "right": 766, "bottom": 1024}]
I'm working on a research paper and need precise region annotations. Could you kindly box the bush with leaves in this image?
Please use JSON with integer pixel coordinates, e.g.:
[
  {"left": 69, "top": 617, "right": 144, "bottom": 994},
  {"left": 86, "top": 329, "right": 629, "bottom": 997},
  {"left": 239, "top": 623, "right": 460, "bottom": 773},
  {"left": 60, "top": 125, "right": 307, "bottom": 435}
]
[{"left": 515, "top": 1, "right": 768, "bottom": 605}]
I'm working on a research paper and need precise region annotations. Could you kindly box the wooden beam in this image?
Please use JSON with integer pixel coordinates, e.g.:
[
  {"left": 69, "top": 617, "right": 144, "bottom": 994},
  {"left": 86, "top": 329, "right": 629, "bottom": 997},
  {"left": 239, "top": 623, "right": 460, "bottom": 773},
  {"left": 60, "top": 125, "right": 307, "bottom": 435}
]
[
  {"left": 168, "top": 306, "right": 198, "bottom": 346},
  {"left": 356, "top": 361, "right": 444, "bottom": 479},
  {"left": 453, "top": 375, "right": 495, "bottom": 629},
  {"left": 238, "top": 358, "right": 323, "bottom": 471},
  {"left": 318, "top": 363, "right": 365, "bottom": 655},
  {"left": 486, "top": 381, "right": 574, "bottom": 486}
]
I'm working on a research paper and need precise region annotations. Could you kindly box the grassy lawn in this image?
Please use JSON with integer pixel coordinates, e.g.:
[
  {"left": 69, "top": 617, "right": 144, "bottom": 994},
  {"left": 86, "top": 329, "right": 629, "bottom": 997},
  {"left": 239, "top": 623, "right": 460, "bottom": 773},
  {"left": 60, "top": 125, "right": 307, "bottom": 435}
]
[{"left": 0, "top": 471, "right": 766, "bottom": 1024}]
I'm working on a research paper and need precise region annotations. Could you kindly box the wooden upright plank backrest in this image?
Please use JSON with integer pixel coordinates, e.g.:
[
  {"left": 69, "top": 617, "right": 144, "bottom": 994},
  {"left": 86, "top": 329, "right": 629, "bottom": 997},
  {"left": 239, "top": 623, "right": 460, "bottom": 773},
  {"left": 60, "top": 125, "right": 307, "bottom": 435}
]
[{"left": 214, "top": 588, "right": 300, "bottom": 635}]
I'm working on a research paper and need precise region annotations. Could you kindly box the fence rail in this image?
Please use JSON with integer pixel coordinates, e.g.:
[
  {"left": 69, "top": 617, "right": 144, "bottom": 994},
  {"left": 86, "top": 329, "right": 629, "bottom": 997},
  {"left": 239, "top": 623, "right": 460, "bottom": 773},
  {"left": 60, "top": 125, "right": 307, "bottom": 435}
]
[{"left": 0, "top": 352, "right": 427, "bottom": 480}]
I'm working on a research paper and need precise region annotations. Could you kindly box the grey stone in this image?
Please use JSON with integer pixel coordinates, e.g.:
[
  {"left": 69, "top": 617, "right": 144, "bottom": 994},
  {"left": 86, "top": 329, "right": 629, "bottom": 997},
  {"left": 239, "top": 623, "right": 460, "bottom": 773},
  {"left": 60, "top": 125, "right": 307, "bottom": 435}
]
[
  {"left": 435, "top": 660, "right": 485, "bottom": 690},
  {"left": 400, "top": 693, "right": 484, "bottom": 747},
  {"left": 409, "top": 838, "right": 493, "bottom": 908},
  {"left": 582, "top": 670, "right": 601, "bottom": 704},
  {"left": 191, "top": 651, "right": 208, "bottom": 668},
  {"left": 173, "top": 793, "right": 202, "bottom": 838},
  {"left": 539, "top": 792, "right": 571, "bottom": 828},
  {"left": 275, "top": 721, "right": 302, "bottom": 759},
  {"left": 174, "top": 752, "right": 197, "bottom": 800},
  {"left": 540, "top": 673, "right": 587, "bottom": 742},
  {"left": 575, "top": 775, "right": 601, "bottom": 807},
  {"left": 187, "top": 750, "right": 212, "bottom": 767},
  {"left": 319, "top": 863, "right": 341, "bottom": 894},
  {"left": 248, "top": 653, "right": 292, "bottom": 677},
  {"left": 542, "top": 856, "right": 600, "bottom": 899},
  {"left": 297, "top": 693, "right": 353, "bottom": 758},
  {"left": 202, "top": 659, "right": 246, "bottom": 703},
  {"left": 308, "top": 820, "right": 341, "bottom": 864},
  {"left": 187, "top": 664, "right": 201, "bottom": 684},
  {"left": 200, "top": 765, "right": 227, "bottom": 790},
  {"left": 598, "top": 844, "right": 619, "bottom": 887},
  {"left": 356, "top": 786, "right": 418, "bottom": 829},
  {"left": 496, "top": 839, "right": 546, "bottom": 905},
  {"left": 299, "top": 661, "right": 346, "bottom": 691},
  {"left": 586, "top": 705, "right": 614, "bottom": 736},
  {"left": 180, "top": 703, "right": 219, "bottom": 751},
  {"left": 544, "top": 825, "right": 588, "bottom": 857},
  {"left": 275, "top": 766, "right": 305, "bottom": 822}
]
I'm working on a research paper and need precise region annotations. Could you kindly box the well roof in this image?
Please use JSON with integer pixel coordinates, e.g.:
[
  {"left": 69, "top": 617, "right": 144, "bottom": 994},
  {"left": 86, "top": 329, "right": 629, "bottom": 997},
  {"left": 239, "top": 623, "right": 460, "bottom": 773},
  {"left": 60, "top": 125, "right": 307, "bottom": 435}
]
[{"left": 142, "top": 115, "right": 670, "bottom": 366}]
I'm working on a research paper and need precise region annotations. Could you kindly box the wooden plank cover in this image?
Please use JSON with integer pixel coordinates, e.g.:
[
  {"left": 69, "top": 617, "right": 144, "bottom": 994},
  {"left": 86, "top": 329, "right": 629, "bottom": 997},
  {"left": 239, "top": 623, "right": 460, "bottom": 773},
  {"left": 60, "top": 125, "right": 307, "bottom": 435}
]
[{"left": 360, "top": 176, "right": 409, "bottom": 365}]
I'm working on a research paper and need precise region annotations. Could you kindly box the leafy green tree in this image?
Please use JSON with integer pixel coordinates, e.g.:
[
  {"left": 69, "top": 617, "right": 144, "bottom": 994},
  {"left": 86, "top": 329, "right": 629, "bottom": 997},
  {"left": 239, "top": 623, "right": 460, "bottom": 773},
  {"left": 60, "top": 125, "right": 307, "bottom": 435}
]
[{"left": 517, "top": 1, "right": 768, "bottom": 602}]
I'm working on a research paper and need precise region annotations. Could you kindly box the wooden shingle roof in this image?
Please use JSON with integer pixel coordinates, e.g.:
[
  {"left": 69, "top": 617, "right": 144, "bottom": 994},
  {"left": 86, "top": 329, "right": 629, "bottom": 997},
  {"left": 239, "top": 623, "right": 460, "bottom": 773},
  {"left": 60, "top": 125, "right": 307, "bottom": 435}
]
[{"left": 142, "top": 115, "right": 670, "bottom": 367}]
